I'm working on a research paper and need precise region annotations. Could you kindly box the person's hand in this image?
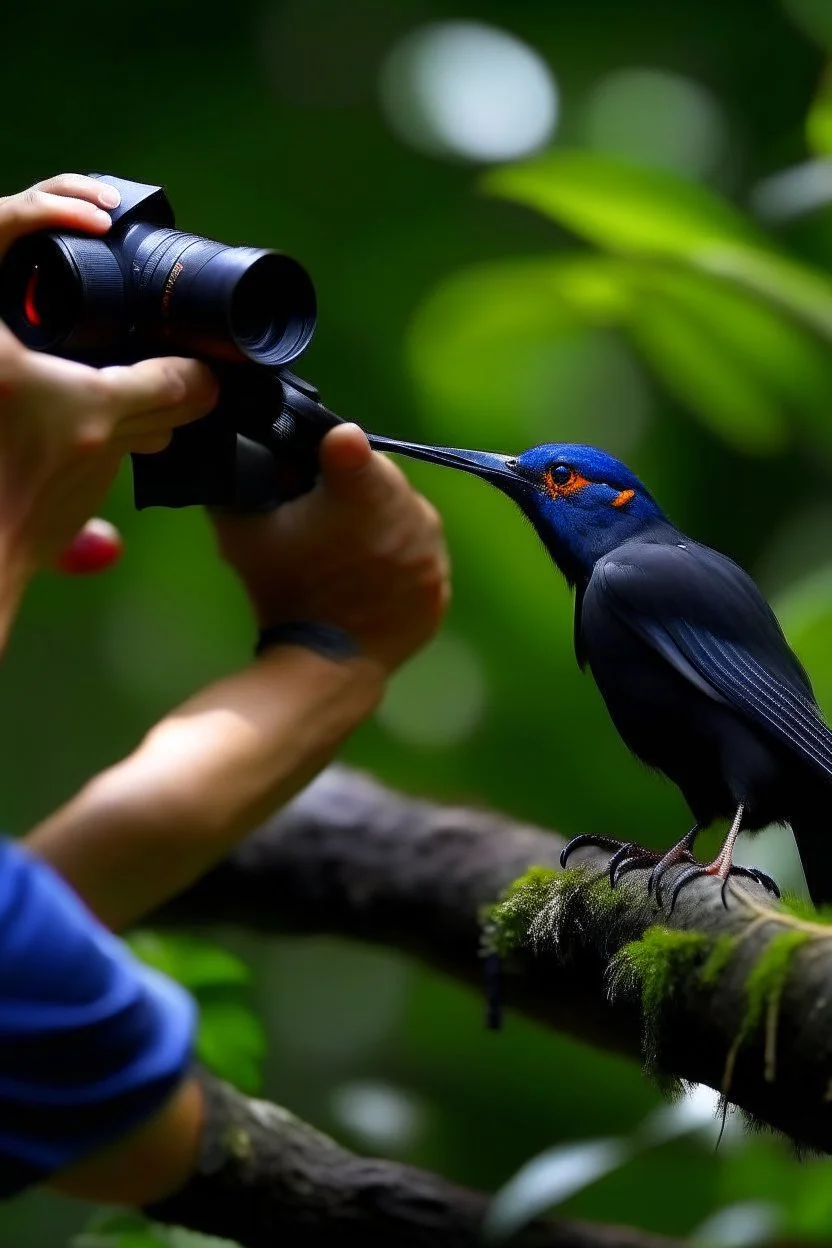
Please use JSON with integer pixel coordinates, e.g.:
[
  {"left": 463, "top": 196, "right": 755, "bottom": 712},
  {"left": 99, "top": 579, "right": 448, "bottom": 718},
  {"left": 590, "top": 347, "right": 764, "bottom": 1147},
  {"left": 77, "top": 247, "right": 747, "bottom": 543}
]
[
  {"left": 0, "top": 171, "right": 122, "bottom": 259},
  {"left": 211, "top": 424, "right": 450, "bottom": 675},
  {"left": 0, "top": 174, "right": 218, "bottom": 578}
]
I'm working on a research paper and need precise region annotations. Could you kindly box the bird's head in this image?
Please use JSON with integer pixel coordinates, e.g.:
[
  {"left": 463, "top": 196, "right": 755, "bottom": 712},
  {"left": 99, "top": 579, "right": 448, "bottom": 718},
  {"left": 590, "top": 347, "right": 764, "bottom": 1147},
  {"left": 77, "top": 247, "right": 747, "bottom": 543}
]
[{"left": 368, "top": 436, "right": 668, "bottom": 585}]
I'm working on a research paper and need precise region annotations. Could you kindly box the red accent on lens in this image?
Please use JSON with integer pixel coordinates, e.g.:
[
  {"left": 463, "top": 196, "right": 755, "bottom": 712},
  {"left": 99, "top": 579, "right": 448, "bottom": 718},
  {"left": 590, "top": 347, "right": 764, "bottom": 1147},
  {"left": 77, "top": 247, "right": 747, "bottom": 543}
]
[{"left": 24, "top": 268, "right": 42, "bottom": 327}]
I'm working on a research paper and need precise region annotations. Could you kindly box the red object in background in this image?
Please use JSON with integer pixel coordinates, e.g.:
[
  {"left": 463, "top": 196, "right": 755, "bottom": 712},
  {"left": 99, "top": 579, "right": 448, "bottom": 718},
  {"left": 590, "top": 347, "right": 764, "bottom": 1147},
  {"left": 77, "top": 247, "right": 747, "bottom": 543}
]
[{"left": 55, "top": 519, "right": 123, "bottom": 575}]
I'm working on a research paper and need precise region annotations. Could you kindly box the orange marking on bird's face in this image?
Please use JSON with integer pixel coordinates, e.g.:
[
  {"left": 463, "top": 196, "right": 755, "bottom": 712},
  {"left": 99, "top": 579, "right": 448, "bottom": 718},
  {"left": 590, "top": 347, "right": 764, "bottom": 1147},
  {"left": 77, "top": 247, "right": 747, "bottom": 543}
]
[
  {"left": 612, "top": 488, "right": 635, "bottom": 509},
  {"left": 544, "top": 468, "right": 592, "bottom": 499}
]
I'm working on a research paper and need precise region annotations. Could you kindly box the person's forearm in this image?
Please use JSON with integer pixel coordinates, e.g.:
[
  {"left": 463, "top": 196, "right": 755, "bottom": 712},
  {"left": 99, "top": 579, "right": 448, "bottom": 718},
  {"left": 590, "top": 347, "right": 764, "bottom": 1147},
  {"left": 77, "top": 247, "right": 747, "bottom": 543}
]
[{"left": 25, "top": 647, "right": 384, "bottom": 930}]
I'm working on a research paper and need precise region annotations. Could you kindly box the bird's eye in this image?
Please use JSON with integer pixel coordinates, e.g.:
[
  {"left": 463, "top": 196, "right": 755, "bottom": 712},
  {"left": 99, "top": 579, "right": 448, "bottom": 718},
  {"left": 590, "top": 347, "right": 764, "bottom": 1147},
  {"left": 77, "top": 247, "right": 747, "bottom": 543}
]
[{"left": 550, "top": 464, "right": 572, "bottom": 485}]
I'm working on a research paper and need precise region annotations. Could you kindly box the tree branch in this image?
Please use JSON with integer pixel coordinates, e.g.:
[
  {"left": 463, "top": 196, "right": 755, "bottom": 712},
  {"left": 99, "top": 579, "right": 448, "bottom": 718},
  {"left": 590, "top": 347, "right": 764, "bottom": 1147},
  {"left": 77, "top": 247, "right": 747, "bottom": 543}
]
[
  {"left": 153, "top": 766, "right": 832, "bottom": 1153},
  {"left": 145, "top": 1067, "right": 681, "bottom": 1248}
]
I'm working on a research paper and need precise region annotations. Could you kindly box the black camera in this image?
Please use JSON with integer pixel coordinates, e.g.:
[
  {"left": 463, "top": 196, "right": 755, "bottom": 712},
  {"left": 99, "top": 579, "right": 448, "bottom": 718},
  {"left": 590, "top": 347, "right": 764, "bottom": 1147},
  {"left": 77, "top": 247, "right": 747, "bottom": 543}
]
[{"left": 0, "top": 174, "right": 341, "bottom": 509}]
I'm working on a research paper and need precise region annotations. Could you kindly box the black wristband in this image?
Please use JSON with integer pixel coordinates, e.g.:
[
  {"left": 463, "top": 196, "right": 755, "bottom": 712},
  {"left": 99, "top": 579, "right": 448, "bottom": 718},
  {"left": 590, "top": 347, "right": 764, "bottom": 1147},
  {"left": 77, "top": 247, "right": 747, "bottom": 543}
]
[{"left": 255, "top": 621, "right": 361, "bottom": 661}]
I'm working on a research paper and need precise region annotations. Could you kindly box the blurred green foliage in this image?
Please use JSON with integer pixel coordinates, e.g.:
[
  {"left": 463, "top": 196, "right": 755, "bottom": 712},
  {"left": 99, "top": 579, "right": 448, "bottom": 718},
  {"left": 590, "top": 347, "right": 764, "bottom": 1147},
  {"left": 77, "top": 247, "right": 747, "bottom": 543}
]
[{"left": 4, "top": 0, "right": 832, "bottom": 1243}]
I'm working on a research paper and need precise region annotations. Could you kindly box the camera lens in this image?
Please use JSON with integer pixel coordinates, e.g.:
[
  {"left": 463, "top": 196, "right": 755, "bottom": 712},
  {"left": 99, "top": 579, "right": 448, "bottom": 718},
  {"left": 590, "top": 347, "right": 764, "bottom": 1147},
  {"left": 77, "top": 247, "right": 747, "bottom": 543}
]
[
  {"left": 0, "top": 233, "right": 126, "bottom": 355},
  {"left": 135, "top": 234, "right": 317, "bottom": 368},
  {"left": 0, "top": 237, "right": 81, "bottom": 349},
  {"left": 229, "top": 266, "right": 274, "bottom": 347},
  {"left": 227, "top": 253, "right": 316, "bottom": 366}
]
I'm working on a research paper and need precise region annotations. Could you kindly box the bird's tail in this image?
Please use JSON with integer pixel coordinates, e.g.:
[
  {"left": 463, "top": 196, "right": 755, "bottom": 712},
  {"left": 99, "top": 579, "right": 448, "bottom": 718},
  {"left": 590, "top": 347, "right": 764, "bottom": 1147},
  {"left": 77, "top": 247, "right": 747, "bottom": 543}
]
[{"left": 789, "top": 800, "right": 832, "bottom": 908}]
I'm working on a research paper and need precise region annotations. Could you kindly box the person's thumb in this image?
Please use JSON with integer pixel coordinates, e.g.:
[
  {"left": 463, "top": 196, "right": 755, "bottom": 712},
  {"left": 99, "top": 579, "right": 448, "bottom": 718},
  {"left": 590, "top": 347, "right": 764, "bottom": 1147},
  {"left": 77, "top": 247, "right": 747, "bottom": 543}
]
[
  {"left": 53, "top": 518, "right": 124, "bottom": 575},
  {"left": 319, "top": 423, "right": 403, "bottom": 507}
]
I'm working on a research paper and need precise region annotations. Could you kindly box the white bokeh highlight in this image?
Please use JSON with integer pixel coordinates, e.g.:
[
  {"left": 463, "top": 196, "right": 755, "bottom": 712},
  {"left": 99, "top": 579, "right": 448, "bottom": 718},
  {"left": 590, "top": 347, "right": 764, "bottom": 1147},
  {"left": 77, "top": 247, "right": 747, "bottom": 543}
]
[
  {"left": 379, "top": 21, "right": 558, "bottom": 162},
  {"left": 331, "top": 1080, "right": 427, "bottom": 1152}
]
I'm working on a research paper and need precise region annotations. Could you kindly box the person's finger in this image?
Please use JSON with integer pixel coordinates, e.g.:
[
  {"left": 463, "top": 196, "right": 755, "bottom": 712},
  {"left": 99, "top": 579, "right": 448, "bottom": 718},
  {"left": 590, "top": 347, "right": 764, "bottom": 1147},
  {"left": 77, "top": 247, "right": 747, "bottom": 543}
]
[
  {"left": 53, "top": 518, "right": 123, "bottom": 576},
  {"left": 30, "top": 173, "right": 120, "bottom": 210},
  {"left": 126, "top": 429, "right": 174, "bottom": 455},
  {"left": 319, "top": 423, "right": 408, "bottom": 506},
  {"left": 100, "top": 358, "right": 218, "bottom": 428},
  {"left": 0, "top": 189, "right": 112, "bottom": 256}
]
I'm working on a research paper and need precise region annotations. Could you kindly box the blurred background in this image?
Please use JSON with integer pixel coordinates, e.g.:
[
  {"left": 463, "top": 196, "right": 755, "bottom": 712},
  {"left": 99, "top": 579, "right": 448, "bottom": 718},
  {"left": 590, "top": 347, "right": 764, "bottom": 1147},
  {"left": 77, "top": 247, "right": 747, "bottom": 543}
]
[{"left": 3, "top": 0, "right": 832, "bottom": 1243}]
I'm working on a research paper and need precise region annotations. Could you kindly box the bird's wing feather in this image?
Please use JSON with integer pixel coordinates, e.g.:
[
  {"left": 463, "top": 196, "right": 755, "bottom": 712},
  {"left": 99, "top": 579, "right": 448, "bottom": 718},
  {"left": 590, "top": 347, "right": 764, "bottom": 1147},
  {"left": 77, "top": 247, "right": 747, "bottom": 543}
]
[{"left": 589, "top": 541, "right": 832, "bottom": 779}]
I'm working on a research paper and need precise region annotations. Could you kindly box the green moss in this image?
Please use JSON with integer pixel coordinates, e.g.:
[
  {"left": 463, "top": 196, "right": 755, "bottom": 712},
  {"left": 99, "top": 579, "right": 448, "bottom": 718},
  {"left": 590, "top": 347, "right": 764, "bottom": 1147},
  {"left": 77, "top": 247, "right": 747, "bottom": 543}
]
[
  {"left": 700, "top": 934, "right": 739, "bottom": 987},
  {"left": 609, "top": 926, "right": 710, "bottom": 1069},
  {"left": 718, "top": 927, "right": 813, "bottom": 1091},
  {"left": 484, "top": 862, "right": 638, "bottom": 959},
  {"left": 585, "top": 871, "right": 633, "bottom": 920},
  {"left": 742, "top": 928, "right": 811, "bottom": 1039},
  {"left": 484, "top": 865, "right": 564, "bottom": 956},
  {"left": 778, "top": 892, "right": 832, "bottom": 925}
]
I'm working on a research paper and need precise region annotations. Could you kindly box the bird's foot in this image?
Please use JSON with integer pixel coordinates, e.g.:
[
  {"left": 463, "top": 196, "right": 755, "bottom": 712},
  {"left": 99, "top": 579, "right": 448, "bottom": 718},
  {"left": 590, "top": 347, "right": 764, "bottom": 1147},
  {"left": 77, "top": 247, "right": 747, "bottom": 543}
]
[
  {"left": 647, "top": 824, "right": 702, "bottom": 905},
  {"left": 560, "top": 834, "right": 662, "bottom": 888},
  {"left": 666, "top": 861, "right": 781, "bottom": 915}
]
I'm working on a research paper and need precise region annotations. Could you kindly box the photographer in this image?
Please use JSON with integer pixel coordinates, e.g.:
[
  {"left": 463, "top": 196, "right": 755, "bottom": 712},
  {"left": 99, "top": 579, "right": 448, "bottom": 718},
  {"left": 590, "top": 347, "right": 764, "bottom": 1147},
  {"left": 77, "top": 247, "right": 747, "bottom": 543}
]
[{"left": 0, "top": 175, "right": 449, "bottom": 1207}]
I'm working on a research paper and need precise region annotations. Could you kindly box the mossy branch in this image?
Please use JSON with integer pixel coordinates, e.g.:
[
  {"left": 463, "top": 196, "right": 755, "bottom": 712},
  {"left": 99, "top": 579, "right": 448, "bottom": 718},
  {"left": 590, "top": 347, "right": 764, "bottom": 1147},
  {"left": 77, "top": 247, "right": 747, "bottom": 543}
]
[
  {"left": 488, "top": 848, "right": 832, "bottom": 1151},
  {"left": 153, "top": 766, "right": 832, "bottom": 1155}
]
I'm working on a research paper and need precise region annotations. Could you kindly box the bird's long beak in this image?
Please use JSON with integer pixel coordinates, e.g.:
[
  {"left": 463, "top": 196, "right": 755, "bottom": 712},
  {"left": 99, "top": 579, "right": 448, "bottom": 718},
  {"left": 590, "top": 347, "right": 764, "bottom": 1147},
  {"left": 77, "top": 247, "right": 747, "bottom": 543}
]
[{"left": 367, "top": 433, "right": 522, "bottom": 490}]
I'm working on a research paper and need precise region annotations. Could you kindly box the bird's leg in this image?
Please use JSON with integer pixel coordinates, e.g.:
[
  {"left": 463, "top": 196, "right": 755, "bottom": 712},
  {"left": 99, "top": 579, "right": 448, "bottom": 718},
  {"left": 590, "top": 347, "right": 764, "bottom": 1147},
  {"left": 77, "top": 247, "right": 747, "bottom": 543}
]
[
  {"left": 667, "top": 804, "right": 780, "bottom": 912},
  {"left": 647, "top": 823, "right": 702, "bottom": 904},
  {"left": 709, "top": 803, "right": 746, "bottom": 879}
]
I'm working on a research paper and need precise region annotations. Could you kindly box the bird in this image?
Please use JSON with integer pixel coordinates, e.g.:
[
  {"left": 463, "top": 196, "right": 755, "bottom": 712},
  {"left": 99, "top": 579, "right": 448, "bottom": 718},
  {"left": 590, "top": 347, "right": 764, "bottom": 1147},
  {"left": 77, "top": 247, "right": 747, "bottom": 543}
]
[{"left": 367, "top": 434, "right": 832, "bottom": 909}]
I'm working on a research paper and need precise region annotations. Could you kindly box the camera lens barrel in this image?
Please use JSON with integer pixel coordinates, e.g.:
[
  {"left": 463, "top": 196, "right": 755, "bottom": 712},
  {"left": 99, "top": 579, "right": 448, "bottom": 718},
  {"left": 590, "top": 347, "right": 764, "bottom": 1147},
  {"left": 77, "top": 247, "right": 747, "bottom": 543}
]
[
  {"left": 131, "top": 232, "right": 316, "bottom": 366},
  {"left": 0, "top": 223, "right": 316, "bottom": 368},
  {"left": 0, "top": 234, "right": 126, "bottom": 352}
]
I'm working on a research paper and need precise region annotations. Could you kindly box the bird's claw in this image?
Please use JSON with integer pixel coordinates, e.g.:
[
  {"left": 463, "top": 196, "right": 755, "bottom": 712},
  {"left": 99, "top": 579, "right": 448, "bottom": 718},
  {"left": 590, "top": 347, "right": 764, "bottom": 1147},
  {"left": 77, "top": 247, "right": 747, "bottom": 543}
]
[
  {"left": 560, "top": 834, "right": 659, "bottom": 887},
  {"left": 666, "top": 862, "right": 781, "bottom": 915},
  {"left": 560, "top": 834, "right": 780, "bottom": 911},
  {"left": 667, "top": 864, "right": 708, "bottom": 914},
  {"left": 559, "top": 834, "right": 631, "bottom": 870},
  {"left": 650, "top": 851, "right": 698, "bottom": 906},
  {"left": 721, "top": 865, "right": 781, "bottom": 899},
  {"left": 611, "top": 852, "right": 658, "bottom": 887}
]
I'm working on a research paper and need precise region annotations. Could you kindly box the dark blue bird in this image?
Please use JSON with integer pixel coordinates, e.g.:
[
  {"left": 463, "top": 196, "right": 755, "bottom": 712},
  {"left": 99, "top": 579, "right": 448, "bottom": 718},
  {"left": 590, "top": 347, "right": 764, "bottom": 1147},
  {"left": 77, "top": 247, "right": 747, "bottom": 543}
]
[{"left": 368, "top": 435, "right": 832, "bottom": 908}]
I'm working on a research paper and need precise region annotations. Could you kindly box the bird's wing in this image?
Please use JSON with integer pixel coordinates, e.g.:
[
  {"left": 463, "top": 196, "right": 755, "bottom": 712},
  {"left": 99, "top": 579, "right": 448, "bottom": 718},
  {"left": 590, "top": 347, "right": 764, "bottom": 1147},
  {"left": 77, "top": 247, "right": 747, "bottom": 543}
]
[{"left": 589, "top": 541, "right": 832, "bottom": 779}]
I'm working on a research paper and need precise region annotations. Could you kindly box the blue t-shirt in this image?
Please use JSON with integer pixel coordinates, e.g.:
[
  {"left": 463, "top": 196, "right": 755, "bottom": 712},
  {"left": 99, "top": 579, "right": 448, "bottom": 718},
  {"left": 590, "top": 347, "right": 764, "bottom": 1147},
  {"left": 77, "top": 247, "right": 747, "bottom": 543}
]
[{"left": 0, "top": 836, "right": 196, "bottom": 1198}]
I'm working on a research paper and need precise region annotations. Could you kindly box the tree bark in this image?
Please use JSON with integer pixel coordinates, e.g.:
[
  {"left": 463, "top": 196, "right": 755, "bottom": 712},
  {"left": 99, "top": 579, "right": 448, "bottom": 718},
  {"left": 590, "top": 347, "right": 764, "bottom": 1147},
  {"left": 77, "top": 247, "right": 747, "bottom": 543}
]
[
  {"left": 145, "top": 1067, "right": 681, "bottom": 1248},
  {"left": 153, "top": 765, "right": 832, "bottom": 1153}
]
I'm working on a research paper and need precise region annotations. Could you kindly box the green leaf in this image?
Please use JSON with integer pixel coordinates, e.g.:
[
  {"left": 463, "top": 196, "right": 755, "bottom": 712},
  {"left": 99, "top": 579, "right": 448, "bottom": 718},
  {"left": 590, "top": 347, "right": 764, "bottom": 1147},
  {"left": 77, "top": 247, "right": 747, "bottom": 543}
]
[
  {"left": 408, "top": 253, "right": 832, "bottom": 458},
  {"left": 157, "top": 1229, "right": 241, "bottom": 1248},
  {"left": 626, "top": 298, "right": 786, "bottom": 453},
  {"left": 485, "top": 150, "right": 832, "bottom": 344},
  {"left": 73, "top": 1212, "right": 241, "bottom": 1248},
  {"left": 791, "top": 1160, "right": 832, "bottom": 1236},
  {"left": 693, "top": 244, "right": 832, "bottom": 343},
  {"left": 806, "top": 68, "right": 832, "bottom": 155},
  {"left": 196, "top": 998, "right": 266, "bottom": 1094},
  {"left": 128, "top": 933, "right": 264, "bottom": 1092},
  {"left": 483, "top": 150, "right": 762, "bottom": 257},
  {"left": 71, "top": 1209, "right": 169, "bottom": 1248},
  {"left": 128, "top": 932, "right": 252, "bottom": 991},
  {"left": 625, "top": 266, "right": 832, "bottom": 453},
  {"left": 407, "top": 258, "right": 584, "bottom": 441}
]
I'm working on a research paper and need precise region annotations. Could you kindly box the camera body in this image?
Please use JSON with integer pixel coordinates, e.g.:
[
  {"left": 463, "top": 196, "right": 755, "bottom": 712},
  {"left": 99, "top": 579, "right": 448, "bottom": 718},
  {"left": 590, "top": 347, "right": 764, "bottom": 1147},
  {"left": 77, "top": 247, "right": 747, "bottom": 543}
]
[{"left": 0, "top": 174, "right": 337, "bottom": 508}]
